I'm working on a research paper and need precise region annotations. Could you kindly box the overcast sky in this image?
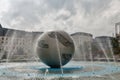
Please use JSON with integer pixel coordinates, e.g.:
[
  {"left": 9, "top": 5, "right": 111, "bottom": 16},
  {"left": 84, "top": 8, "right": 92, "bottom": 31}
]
[{"left": 0, "top": 0, "right": 120, "bottom": 37}]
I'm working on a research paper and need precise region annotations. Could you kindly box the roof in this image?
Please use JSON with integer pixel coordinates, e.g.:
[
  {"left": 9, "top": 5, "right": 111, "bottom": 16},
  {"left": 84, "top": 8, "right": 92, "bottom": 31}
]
[
  {"left": 71, "top": 32, "right": 93, "bottom": 37},
  {"left": 95, "top": 36, "right": 114, "bottom": 39}
]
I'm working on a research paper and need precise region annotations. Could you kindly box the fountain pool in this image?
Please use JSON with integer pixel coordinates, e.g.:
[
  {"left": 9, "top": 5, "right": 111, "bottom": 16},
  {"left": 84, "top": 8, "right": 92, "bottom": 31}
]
[{"left": 0, "top": 61, "right": 120, "bottom": 80}]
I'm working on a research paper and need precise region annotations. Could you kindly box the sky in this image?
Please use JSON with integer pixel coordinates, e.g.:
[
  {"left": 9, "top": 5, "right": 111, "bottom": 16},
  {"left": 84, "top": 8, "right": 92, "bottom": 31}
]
[{"left": 0, "top": 0, "right": 120, "bottom": 37}]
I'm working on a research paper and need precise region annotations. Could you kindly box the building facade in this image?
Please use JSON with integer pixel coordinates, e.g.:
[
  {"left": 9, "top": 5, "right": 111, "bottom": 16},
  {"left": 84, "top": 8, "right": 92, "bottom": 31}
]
[
  {"left": 0, "top": 24, "right": 43, "bottom": 61},
  {"left": 71, "top": 32, "right": 93, "bottom": 61},
  {"left": 92, "top": 36, "right": 119, "bottom": 59}
]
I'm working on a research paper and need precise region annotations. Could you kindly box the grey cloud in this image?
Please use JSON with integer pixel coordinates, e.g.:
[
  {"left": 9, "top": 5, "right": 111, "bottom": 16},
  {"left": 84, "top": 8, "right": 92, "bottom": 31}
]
[
  {"left": 1, "top": 0, "right": 50, "bottom": 30},
  {"left": 79, "top": 0, "right": 111, "bottom": 15},
  {"left": 45, "top": 0, "right": 76, "bottom": 20},
  {"left": 44, "top": 0, "right": 66, "bottom": 9}
]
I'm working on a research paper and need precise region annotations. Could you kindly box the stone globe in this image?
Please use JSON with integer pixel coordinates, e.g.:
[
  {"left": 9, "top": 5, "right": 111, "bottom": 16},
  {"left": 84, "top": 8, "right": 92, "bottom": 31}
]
[{"left": 36, "top": 31, "right": 75, "bottom": 68}]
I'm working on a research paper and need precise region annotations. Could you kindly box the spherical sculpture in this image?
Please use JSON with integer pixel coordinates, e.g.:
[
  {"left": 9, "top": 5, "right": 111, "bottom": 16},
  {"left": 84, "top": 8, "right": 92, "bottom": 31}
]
[{"left": 36, "top": 31, "right": 75, "bottom": 68}]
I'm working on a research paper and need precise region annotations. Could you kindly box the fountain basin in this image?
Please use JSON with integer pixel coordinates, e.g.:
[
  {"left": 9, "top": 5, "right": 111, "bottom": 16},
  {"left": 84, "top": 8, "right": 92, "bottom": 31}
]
[{"left": 0, "top": 61, "right": 120, "bottom": 80}]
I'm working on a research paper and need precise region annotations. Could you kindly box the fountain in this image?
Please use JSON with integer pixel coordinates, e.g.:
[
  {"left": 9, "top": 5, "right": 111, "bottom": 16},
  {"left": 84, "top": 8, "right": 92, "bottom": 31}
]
[{"left": 0, "top": 30, "right": 120, "bottom": 80}]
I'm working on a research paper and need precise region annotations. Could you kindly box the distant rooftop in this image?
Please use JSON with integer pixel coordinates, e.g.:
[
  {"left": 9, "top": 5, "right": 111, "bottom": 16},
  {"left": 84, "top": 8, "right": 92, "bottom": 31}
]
[
  {"left": 95, "top": 36, "right": 114, "bottom": 39},
  {"left": 71, "top": 32, "right": 93, "bottom": 37},
  {"left": 0, "top": 24, "right": 43, "bottom": 37}
]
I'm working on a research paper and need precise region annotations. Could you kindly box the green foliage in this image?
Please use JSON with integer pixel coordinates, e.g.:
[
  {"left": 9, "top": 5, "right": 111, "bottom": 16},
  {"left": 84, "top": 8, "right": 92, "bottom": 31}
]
[{"left": 111, "top": 38, "right": 120, "bottom": 55}]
